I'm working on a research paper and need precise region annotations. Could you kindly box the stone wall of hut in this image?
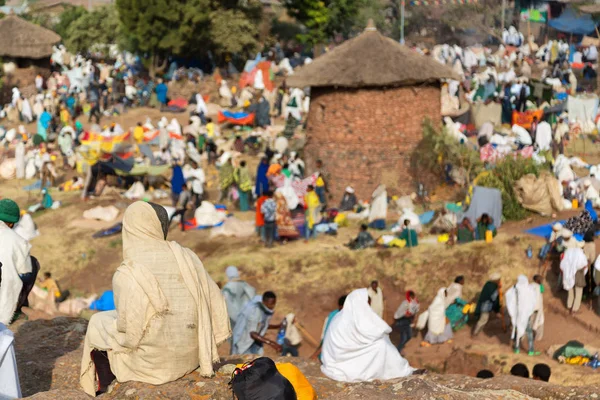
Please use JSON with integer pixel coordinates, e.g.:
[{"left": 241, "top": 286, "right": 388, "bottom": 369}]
[{"left": 304, "top": 85, "right": 441, "bottom": 202}]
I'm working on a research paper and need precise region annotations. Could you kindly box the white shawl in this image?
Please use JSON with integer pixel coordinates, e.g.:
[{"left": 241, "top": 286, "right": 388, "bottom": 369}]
[
  {"left": 0, "top": 323, "right": 21, "bottom": 398},
  {"left": 530, "top": 282, "right": 544, "bottom": 337},
  {"left": 0, "top": 221, "right": 32, "bottom": 325},
  {"left": 321, "top": 289, "right": 414, "bottom": 382},
  {"left": 445, "top": 283, "right": 463, "bottom": 307},
  {"left": 505, "top": 275, "right": 537, "bottom": 344},
  {"left": 427, "top": 288, "right": 447, "bottom": 335},
  {"left": 368, "top": 185, "right": 387, "bottom": 222},
  {"left": 80, "top": 202, "right": 230, "bottom": 396},
  {"left": 561, "top": 248, "right": 588, "bottom": 291}
]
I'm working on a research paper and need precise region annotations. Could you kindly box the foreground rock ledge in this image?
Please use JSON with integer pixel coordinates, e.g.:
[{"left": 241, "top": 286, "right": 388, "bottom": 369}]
[{"left": 14, "top": 318, "right": 600, "bottom": 399}]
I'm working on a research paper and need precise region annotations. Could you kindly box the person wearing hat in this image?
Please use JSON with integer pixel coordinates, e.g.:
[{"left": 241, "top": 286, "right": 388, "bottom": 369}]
[
  {"left": 339, "top": 186, "right": 357, "bottom": 211},
  {"left": 473, "top": 272, "right": 502, "bottom": 336},
  {"left": 0, "top": 199, "right": 36, "bottom": 324}
]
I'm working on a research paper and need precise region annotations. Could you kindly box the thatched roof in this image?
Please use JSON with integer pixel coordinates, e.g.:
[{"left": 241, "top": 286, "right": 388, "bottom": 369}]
[
  {"left": 0, "top": 15, "right": 61, "bottom": 59},
  {"left": 287, "top": 25, "right": 459, "bottom": 89}
]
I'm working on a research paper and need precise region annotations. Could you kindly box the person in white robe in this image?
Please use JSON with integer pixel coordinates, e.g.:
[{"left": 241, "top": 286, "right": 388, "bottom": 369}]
[
  {"left": 21, "top": 98, "right": 33, "bottom": 123},
  {"left": 11, "top": 88, "right": 20, "bottom": 107},
  {"left": 513, "top": 124, "right": 532, "bottom": 148},
  {"left": 368, "top": 185, "right": 387, "bottom": 225},
  {"left": 80, "top": 202, "right": 230, "bottom": 397},
  {"left": 219, "top": 80, "right": 233, "bottom": 107},
  {"left": 584, "top": 45, "right": 598, "bottom": 62},
  {"left": 530, "top": 275, "right": 544, "bottom": 341},
  {"left": 321, "top": 288, "right": 414, "bottom": 382},
  {"left": 195, "top": 93, "right": 208, "bottom": 117},
  {"left": 221, "top": 266, "right": 256, "bottom": 327},
  {"left": 0, "top": 323, "right": 21, "bottom": 399},
  {"left": 505, "top": 275, "right": 538, "bottom": 355},
  {"left": 561, "top": 247, "right": 588, "bottom": 314},
  {"left": 535, "top": 121, "right": 552, "bottom": 151},
  {"left": 421, "top": 288, "right": 453, "bottom": 346},
  {"left": 583, "top": 179, "right": 600, "bottom": 208},
  {"left": 445, "top": 277, "right": 463, "bottom": 307},
  {"left": 0, "top": 200, "right": 32, "bottom": 326},
  {"left": 367, "top": 281, "right": 384, "bottom": 319},
  {"left": 15, "top": 139, "right": 25, "bottom": 180}
]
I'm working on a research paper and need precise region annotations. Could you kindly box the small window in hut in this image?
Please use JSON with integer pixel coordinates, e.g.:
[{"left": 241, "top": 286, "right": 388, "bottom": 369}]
[{"left": 317, "top": 103, "right": 325, "bottom": 122}]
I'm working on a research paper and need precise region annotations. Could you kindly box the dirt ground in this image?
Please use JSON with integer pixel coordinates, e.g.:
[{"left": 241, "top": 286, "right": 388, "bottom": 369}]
[{"left": 3, "top": 107, "right": 600, "bottom": 392}]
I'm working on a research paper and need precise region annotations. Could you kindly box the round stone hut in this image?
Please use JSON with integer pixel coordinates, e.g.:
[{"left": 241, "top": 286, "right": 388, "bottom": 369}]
[{"left": 287, "top": 24, "right": 459, "bottom": 202}]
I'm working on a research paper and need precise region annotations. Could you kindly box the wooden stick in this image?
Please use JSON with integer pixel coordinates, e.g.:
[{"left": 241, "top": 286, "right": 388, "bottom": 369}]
[{"left": 295, "top": 322, "right": 319, "bottom": 348}]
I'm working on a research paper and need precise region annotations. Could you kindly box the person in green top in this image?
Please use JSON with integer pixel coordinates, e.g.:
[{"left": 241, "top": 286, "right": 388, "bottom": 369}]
[
  {"left": 457, "top": 217, "right": 475, "bottom": 244},
  {"left": 234, "top": 160, "right": 253, "bottom": 212},
  {"left": 398, "top": 219, "right": 418, "bottom": 248},
  {"left": 219, "top": 156, "right": 235, "bottom": 202},
  {"left": 476, "top": 213, "right": 497, "bottom": 241}
]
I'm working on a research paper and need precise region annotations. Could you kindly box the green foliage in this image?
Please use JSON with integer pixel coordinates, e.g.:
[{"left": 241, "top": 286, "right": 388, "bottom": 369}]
[
  {"left": 476, "top": 156, "right": 549, "bottom": 221},
  {"left": 116, "top": 0, "right": 260, "bottom": 69},
  {"left": 54, "top": 5, "right": 88, "bottom": 39},
  {"left": 209, "top": 9, "right": 259, "bottom": 56},
  {"left": 285, "top": 0, "right": 363, "bottom": 45},
  {"left": 63, "top": 6, "right": 121, "bottom": 54},
  {"left": 412, "top": 119, "right": 484, "bottom": 185}
]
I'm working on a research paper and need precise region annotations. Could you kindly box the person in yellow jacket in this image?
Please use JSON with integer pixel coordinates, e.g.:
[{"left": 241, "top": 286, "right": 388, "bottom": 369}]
[
  {"left": 133, "top": 122, "right": 144, "bottom": 144},
  {"left": 304, "top": 185, "right": 321, "bottom": 240}
]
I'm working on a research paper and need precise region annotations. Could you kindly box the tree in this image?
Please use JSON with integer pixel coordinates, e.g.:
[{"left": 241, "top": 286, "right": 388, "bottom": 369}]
[
  {"left": 63, "top": 6, "right": 121, "bottom": 54},
  {"left": 54, "top": 5, "right": 88, "bottom": 40},
  {"left": 116, "top": 0, "right": 261, "bottom": 76}
]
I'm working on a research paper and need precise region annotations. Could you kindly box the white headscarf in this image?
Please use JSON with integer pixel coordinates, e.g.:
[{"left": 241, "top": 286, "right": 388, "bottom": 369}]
[
  {"left": 321, "top": 288, "right": 414, "bottom": 382},
  {"left": 195, "top": 93, "right": 208, "bottom": 115},
  {"left": 225, "top": 266, "right": 239, "bottom": 281},
  {"left": 505, "top": 275, "right": 537, "bottom": 344},
  {"left": 561, "top": 248, "right": 589, "bottom": 291},
  {"left": 427, "top": 288, "right": 447, "bottom": 335}
]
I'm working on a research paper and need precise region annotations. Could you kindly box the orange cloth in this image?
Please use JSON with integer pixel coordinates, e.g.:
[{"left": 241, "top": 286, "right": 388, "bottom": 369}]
[
  {"left": 256, "top": 195, "right": 267, "bottom": 227},
  {"left": 267, "top": 164, "right": 282, "bottom": 177}
]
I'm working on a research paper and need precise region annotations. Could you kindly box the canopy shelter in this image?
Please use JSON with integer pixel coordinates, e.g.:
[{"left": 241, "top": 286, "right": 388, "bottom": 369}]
[{"left": 548, "top": 6, "right": 597, "bottom": 35}]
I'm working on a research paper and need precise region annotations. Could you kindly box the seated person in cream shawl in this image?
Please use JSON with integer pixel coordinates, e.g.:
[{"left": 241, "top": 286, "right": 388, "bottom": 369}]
[{"left": 80, "top": 202, "right": 230, "bottom": 396}]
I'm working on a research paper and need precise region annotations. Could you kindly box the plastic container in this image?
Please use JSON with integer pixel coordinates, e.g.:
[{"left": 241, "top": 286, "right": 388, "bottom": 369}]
[
  {"left": 572, "top": 198, "right": 579, "bottom": 209},
  {"left": 485, "top": 230, "right": 493, "bottom": 243}
]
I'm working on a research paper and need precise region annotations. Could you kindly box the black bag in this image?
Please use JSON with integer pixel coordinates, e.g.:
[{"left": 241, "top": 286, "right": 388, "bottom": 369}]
[{"left": 230, "top": 357, "right": 297, "bottom": 400}]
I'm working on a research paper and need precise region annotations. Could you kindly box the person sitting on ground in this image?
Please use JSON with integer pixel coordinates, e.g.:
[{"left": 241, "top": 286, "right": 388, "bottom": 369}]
[
  {"left": 347, "top": 224, "right": 375, "bottom": 250},
  {"left": 394, "top": 290, "right": 419, "bottom": 353},
  {"left": 476, "top": 213, "right": 497, "bottom": 240},
  {"left": 339, "top": 186, "right": 357, "bottom": 211},
  {"left": 510, "top": 363, "right": 530, "bottom": 378},
  {"left": 39, "top": 272, "right": 67, "bottom": 303},
  {"left": 476, "top": 369, "right": 494, "bottom": 379},
  {"left": 583, "top": 179, "right": 600, "bottom": 208},
  {"left": 457, "top": 217, "right": 475, "bottom": 244},
  {"left": 430, "top": 207, "right": 458, "bottom": 235},
  {"left": 0, "top": 199, "right": 38, "bottom": 325},
  {"left": 311, "top": 295, "right": 347, "bottom": 361},
  {"left": 397, "top": 219, "right": 418, "bottom": 248},
  {"left": 421, "top": 288, "right": 453, "bottom": 347},
  {"left": 532, "top": 363, "right": 551, "bottom": 382},
  {"left": 231, "top": 291, "right": 282, "bottom": 355},
  {"left": 80, "top": 202, "right": 230, "bottom": 397},
  {"left": 445, "top": 276, "right": 469, "bottom": 331},
  {"left": 506, "top": 275, "right": 540, "bottom": 356},
  {"left": 473, "top": 272, "right": 502, "bottom": 336},
  {"left": 221, "top": 266, "right": 256, "bottom": 328},
  {"left": 320, "top": 288, "right": 415, "bottom": 382}
]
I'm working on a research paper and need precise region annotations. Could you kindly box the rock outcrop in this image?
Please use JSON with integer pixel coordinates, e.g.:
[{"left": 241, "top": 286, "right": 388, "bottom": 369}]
[{"left": 13, "top": 318, "right": 600, "bottom": 399}]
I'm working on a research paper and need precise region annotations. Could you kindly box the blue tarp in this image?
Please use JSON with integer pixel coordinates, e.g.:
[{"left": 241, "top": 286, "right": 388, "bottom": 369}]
[
  {"left": 549, "top": 7, "right": 596, "bottom": 35},
  {"left": 524, "top": 221, "right": 599, "bottom": 241},
  {"left": 89, "top": 291, "right": 115, "bottom": 311}
]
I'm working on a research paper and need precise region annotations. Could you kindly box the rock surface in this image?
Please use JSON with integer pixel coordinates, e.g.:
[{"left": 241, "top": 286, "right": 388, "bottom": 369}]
[{"left": 13, "top": 318, "right": 600, "bottom": 399}]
